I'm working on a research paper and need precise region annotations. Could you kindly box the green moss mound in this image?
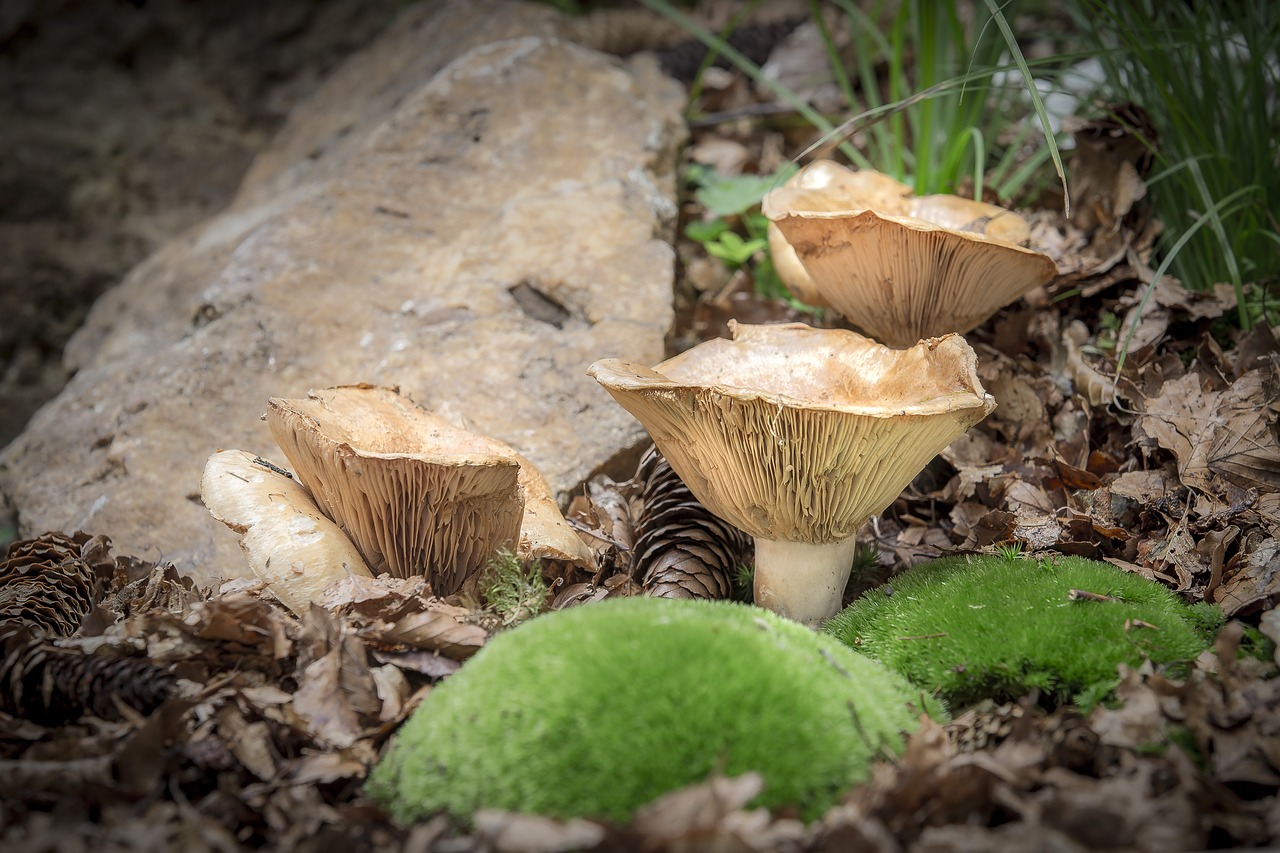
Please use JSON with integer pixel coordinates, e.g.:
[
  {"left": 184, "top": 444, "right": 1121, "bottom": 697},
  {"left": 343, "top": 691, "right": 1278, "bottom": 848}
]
[
  {"left": 823, "top": 554, "right": 1211, "bottom": 708},
  {"left": 368, "top": 597, "right": 936, "bottom": 825}
]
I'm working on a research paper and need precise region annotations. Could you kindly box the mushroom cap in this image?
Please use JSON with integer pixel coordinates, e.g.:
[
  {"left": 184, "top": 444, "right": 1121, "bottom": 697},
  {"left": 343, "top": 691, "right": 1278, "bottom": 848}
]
[
  {"left": 267, "top": 385, "right": 524, "bottom": 594},
  {"left": 588, "top": 322, "right": 996, "bottom": 545},
  {"left": 763, "top": 161, "right": 1058, "bottom": 347},
  {"left": 509, "top": 453, "right": 597, "bottom": 570},
  {"left": 201, "top": 449, "right": 374, "bottom": 615}
]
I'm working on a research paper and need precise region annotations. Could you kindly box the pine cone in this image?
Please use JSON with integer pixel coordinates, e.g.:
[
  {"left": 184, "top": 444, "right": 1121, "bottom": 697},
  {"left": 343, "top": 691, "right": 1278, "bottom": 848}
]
[
  {"left": 632, "top": 447, "right": 751, "bottom": 600},
  {"left": 0, "top": 626, "right": 174, "bottom": 724},
  {"left": 0, "top": 531, "right": 106, "bottom": 637}
]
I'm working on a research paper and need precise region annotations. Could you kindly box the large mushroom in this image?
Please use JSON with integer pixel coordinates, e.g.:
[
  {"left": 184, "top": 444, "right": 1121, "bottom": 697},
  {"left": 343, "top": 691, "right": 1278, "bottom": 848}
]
[
  {"left": 763, "top": 160, "right": 1057, "bottom": 347},
  {"left": 589, "top": 322, "right": 995, "bottom": 626}
]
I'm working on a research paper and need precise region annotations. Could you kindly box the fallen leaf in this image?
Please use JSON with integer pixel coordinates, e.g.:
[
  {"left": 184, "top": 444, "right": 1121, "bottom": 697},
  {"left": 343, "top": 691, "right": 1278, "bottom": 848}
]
[
  {"left": 292, "top": 634, "right": 379, "bottom": 749},
  {"left": 473, "top": 809, "right": 607, "bottom": 853}
]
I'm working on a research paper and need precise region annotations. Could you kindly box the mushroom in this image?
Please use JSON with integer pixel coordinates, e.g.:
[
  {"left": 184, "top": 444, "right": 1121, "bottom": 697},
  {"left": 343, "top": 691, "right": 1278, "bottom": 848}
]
[
  {"left": 201, "top": 449, "right": 374, "bottom": 615},
  {"left": 267, "top": 385, "right": 593, "bottom": 597},
  {"left": 589, "top": 322, "right": 996, "bottom": 626},
  {"left": 267, "top": 385, "right": 525, "bottom": 596},
  {"left": 763, "top": 160, "right": 1057, "bottom": 347},
  {"left": 512, "top": 455, "right": 597, "bottom": 570}
]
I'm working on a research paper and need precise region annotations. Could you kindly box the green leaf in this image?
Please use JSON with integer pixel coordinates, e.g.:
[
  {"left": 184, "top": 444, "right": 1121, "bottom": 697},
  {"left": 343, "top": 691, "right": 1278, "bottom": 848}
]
[
  {"left": 705, "top": 231, "right": 766, "bottom": 266},
  {"left": 695, "top": 165, "right": 798, "bottom": 218},
  {"left": 684, "top": 219, "right": 730, "bottom": 244}
]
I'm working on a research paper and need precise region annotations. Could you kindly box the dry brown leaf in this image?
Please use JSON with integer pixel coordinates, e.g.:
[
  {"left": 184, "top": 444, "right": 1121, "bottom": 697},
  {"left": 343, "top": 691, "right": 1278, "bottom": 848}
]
[
  {"left": 473, "top": 809, "right": 607, "bottom": 853},
  {"left": 625, "top": 772, "right": 809, "bottom": 853},
  {"left": 1213, "top": 535, "right": 1280, "bottom": 616},
  {"left": 1089, "top": 665, "right": 1167, "bottom": 749},
  {"left": 1205, "top": 364, "right": 1280, "bottom": 490},
  {"left": 360, "top": 608, "right": 487, "bottom": 660},
  {"left": 286, "top": 746, "right": 375, "bottom": 785},
  {"left": 180, "top": 595, "right": 294, "bottom": 659},
  {"left": 369, "top": 662, "right": 412, "bottom": 722},
  {"left": 216, "top": 704, "right": 278, "bottom": 781},
  {"left": 1062, "top": 321, "right": 1116, "bottom": 407},
  {"left": 1118, "top": 302, "right": 1170, "bottom": 354},
  {"left": 314, "top": 573, "right": 431, "bottom": 615},
  {"left": 1259, "top": 609, "right": 1280, "bottom": 667},
  {"left": 1139, "top": 362, "right": 1280, "bottom": 498},
  {"left": 292, "top": 633, "right": 380, "bottom": 749}
]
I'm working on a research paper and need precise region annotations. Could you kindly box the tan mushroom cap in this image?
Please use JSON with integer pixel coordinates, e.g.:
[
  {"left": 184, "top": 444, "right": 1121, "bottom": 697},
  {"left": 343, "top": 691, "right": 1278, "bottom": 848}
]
[
  {"left": 267, "top": 385, "right": 593, "bottom": 595},
  {"left": 588, "top": 322, "right": 996, "bottom": 545},
  {"left": 763, "top": 161, "right": 1057, "bottom": 347},
  {"left": 201, "top": 449, "right": 374, "bottom": 615},
  {"left": 267, "top": 385, "right": 524, "bottom": 595},
  {"left": 510, "top": 454, "right": 596, "bottom": 569}
]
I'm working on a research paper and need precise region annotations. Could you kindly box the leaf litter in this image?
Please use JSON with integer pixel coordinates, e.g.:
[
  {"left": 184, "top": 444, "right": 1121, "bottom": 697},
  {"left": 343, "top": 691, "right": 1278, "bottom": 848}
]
[{"left": 3, "top": 36, "right": 1280, "bottom": 853}]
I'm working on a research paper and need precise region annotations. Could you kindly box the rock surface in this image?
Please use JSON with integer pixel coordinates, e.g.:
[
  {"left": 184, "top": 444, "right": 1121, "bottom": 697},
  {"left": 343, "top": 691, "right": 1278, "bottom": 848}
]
[{"left": 0, "top": 0, "right": 686, "bottom": 587}]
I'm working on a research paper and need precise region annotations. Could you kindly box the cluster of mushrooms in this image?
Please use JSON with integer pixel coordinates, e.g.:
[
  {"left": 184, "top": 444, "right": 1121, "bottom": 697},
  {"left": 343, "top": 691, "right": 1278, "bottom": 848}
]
[
  {"left": 202, "top": 161, "right": 1057, "bottom": 627},
  {"left": 201, "top": 385, "right": 594, "bottom": 615}
]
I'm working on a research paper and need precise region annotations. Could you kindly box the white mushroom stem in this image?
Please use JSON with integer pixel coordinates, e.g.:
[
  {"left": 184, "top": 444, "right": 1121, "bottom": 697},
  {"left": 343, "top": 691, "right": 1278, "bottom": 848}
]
[{"left": 752, "top": 536, "right": 861, "bottom": 627}]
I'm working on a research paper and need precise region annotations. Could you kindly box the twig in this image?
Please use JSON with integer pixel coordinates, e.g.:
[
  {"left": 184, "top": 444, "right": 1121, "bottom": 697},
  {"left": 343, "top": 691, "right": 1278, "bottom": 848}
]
[{"left": 1067, "top": 588, "right": 1119, "bottom": 603}]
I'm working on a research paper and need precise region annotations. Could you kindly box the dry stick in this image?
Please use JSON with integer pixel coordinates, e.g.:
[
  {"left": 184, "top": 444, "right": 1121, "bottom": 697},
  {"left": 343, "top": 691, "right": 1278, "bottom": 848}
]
[{"left": 1067, "top": 588, "right": 1119, "bottom": 603}]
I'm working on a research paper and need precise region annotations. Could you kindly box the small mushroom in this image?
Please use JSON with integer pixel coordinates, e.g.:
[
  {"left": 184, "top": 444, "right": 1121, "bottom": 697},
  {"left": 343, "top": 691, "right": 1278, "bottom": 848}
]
[
  {"left": 268, "top": 385, "right": 524, "bottom": 595},
  {"left": 763, "top": 160, "right": 1057, "bottom": 347},
  {"left": 589, "top": 322, "right": 995, "bottom": 626},
  {"left": 267, "top": 385, "right": 593, "bottom": 597},
  {"left": 201, "top": 449, "right": 373, "bottom": 615}
]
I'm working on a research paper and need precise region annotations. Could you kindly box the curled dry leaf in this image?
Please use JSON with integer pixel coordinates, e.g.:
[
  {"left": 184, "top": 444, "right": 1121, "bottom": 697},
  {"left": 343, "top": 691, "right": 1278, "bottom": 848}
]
[
  {"left": 361, "top": 608, "right": 488, "bottom": 661},
  {"left": 180, "top": 594, "right": 294, "bottom": 659},
  {"left": 625, "top": 771, "right": 809, "bottom": 852},
  {"left": 316, "top": 573, "right": 488, "bottom": 660},
  {"left": 1138, "top": 360, "right": 1280, "bottom": 497}
]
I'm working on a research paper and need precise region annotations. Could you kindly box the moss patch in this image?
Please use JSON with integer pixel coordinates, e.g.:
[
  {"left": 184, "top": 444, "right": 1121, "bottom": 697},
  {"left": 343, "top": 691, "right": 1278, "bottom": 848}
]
[
  {"left": 368, "top": 597, "right": 937, "bottom": 825},
  {"left": 823, "top": 554, "right": 1211, "bottom": 708}
]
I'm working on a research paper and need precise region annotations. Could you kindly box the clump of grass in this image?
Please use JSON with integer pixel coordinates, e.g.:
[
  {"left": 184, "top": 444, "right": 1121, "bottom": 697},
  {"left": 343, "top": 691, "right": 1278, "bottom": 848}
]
[
  {"left": 479, "top": 550, "right": 547, "bottom": 626},
  {"left": 1071, "top": 0, "right": 1280, "bottom": 322},
  {"left": 644, "top": 0, "right": 1067, "bottom": 204},
  {"left": 368, "top": 597, "right": 940, "bottom": 825},
  {"left": 824, "top": 554, "right": 1212, "bottom": 709},
  {"left": 826, "top": 0, "right": 1065, "bottom": 201}
]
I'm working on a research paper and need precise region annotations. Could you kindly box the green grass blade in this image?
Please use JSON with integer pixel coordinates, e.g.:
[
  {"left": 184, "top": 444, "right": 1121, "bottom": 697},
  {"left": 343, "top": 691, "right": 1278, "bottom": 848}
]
[{"left": 982, "top": 0, "right": 1068, "bottom": 216}]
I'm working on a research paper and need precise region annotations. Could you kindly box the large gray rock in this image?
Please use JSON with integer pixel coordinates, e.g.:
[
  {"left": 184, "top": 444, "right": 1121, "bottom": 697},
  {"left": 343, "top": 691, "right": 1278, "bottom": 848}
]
[{"left": 1, "top": 0, "right": 686, "bottom": 586}]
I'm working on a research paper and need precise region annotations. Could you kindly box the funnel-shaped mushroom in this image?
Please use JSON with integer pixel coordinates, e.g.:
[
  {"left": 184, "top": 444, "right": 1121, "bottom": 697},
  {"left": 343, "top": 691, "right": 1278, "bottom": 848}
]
[
  {"left": 268, "top": 386, "right": 525, "bottom": 596},
  {"left": 589, "top": 322, "right": 996, "bottom": 625},
  {"left": 201, "top": 450, "right": 374, "bottom": 615},
  {"left": 763, "top": 161, "right": 1057, "bottom": 347}
]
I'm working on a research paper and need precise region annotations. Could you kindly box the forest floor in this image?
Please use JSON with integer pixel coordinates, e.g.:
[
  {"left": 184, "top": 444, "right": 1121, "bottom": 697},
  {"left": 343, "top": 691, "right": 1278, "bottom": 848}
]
[{"left": 3, "top": 20, "right": 1279, "bottom": 853}]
